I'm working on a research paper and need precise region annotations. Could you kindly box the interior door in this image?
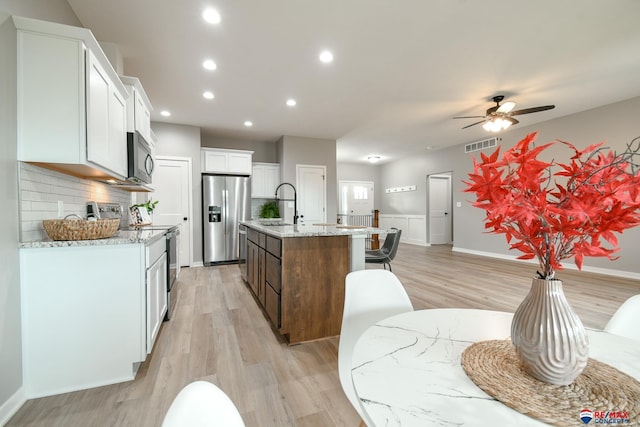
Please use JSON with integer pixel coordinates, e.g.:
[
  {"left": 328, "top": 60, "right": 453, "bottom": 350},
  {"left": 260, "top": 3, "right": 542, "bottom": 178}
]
[
  {"left": 428, "top": 174, "right": 452, "bottom": 244},
  {"left": 153, "top": 157, "right": 192, "bottom": 266},
  {"left": 296, "top": 165, "right": 326, "bottom": 225}
]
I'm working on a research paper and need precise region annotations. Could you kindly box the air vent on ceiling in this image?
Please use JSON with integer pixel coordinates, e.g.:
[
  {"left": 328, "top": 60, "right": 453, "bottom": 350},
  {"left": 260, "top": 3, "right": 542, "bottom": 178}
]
[{"left": 465, "top": 137, "right": 500, "bottom": 154}]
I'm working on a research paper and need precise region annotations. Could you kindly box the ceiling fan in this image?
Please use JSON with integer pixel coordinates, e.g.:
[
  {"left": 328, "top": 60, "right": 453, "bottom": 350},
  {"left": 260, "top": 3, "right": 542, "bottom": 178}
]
[{"left": 454, "top": 95, "right": 555, "bottom": 132}]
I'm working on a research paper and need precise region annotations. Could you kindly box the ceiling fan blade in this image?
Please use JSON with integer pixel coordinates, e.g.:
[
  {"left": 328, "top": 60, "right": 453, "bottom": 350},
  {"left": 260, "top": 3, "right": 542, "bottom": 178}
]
[
  {"left": 510, "top": 105, "right": 555, "bottom": 116},
  {"left": 461, "top": 120, "right": 486, "bottom": 129},
  {"left": 497, "top": 101, "right": 516, "bottom": 113},
  {"left": 453, "top": 115, "right": 485, "bottom": 119},
  {"left": 504, "top": 117, "right": 519, "bottom": 125}
]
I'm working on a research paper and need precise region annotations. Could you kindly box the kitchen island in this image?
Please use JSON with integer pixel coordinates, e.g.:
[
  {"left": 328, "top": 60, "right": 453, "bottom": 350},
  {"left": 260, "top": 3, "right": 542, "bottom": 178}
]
[{"left": 241, "top": 221, "right": 379, "bottom": 344}]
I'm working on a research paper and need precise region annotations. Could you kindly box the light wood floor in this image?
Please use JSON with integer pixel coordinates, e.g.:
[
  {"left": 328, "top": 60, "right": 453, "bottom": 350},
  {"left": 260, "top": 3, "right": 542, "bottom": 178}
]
[{"left": 7, "top": 244, "right": 639, "bottom": 426}]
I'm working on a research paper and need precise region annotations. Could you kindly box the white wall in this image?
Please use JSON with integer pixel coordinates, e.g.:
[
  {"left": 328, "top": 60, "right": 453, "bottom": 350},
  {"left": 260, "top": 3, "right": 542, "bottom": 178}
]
[
  {"left": 378, "top": 96, "right": 640, "bottom": 276},
  {"left": 0, "top": 13, "right": 23, "bottom": 424},
  {"left": 151, "top": 122, "right": 203, "bottom": 264}
]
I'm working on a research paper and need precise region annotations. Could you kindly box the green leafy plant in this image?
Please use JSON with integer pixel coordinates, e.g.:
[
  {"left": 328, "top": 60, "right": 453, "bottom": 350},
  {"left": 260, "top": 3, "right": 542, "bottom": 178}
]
[
  {"left": 132, "top": 198, "right": 159, "bottom": 214},
  {"left": 259, "top": 201, "right": 280, "bottom": 219}
]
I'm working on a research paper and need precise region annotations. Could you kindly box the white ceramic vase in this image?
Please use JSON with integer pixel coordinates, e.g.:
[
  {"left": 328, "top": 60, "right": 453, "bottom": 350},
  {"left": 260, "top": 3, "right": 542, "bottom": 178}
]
[{"left": 511, "top": 278, "right": 589, "bottom": 385}]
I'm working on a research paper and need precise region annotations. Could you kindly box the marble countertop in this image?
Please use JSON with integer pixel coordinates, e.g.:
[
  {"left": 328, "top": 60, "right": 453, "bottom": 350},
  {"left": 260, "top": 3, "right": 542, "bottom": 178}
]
[
  {"left": 20, "top": 228, "right": 168, "bottom": 249},
  {"left": 241, "top": 220, "right": 383, "bottom": 238},
  {"left": 351, "top": 309, "right": 640, "bottom": 426}
]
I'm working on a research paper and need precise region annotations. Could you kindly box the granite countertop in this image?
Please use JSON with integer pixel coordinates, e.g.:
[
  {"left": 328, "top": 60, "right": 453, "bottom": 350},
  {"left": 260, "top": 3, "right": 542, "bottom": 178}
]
[
  {"left": 242, "top": 220, "right": 383, "bottom": 238},
  {"left": 19, "top": 228, "right": 168, "bottom": 249}
]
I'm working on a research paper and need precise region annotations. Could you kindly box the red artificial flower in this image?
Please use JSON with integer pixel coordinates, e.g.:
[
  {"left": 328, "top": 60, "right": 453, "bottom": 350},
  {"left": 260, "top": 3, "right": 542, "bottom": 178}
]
[{"left": 463, "top": 132, "right": 640, "bottom": 278}]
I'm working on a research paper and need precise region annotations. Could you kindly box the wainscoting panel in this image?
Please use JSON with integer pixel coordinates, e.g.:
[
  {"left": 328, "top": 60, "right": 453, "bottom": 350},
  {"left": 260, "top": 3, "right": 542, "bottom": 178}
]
[{"left": 378, "top": 214, "right": 427, "bottom": 246}]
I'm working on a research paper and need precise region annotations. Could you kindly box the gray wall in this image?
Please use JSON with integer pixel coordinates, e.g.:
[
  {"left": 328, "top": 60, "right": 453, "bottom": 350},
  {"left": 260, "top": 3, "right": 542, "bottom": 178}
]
[
  {"left": 0, "top": 13, "right": 22, "bottom": 420},
  {"left": 0, "top": 0, "right": 81, "bottom": 26},
  {"left": 0, "top": 1, "right": 80, "bottom": 418},
  {"left": 152, "top": 122, "right": 204, "bottom": 265},
  {"left": 378, "top": 96, "right": 640, "bottom": 275},
  {"left": 277, "top": 135, "right": 338, "bottom": 223},
  {"left": 201, "top": 133, "right": 278, "bottom": 163}
]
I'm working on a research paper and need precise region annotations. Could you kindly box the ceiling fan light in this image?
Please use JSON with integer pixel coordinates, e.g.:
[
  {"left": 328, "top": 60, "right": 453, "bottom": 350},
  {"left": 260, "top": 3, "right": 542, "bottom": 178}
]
[
  {"left": 501, "top": 119, "right": 512, "bottom": 130},
  {"left": 482, "top": 121, "right": 494, "bottom": 132}
]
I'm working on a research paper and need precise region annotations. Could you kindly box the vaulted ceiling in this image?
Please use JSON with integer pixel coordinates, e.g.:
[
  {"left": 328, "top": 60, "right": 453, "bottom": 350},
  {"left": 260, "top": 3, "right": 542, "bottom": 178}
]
[{"left": 67, "top": 0, "right": 640, "bottom": 163}]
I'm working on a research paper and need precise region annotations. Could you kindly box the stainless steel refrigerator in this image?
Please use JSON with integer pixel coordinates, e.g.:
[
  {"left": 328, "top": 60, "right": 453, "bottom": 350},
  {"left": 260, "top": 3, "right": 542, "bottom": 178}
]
[{"left": 202, "top": 174, "right": 251, "bottom": 265}]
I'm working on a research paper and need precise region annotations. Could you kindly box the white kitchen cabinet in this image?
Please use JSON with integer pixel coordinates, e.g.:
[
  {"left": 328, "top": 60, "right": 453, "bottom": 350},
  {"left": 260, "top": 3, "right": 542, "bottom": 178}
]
[
  {"left": 201, "top": 148, "right": 253, "bottom": 175},
  {"left": 87, "top": 50, "right": 128, "bottom": 177},
  {"left": 15, "top": 16, "right": 129, "bottom": 180},
  {"left": 146, "top": 238, "right": 167, "bottom": 354},
  {"left": 121, "top": 75, "right": 153, "bottom": 142},
  {"left": 252, "top": 163, "right": 281, "bottom": 198},
  {"left": 20, "top": 244, "right": 146, "bottom": 397}
]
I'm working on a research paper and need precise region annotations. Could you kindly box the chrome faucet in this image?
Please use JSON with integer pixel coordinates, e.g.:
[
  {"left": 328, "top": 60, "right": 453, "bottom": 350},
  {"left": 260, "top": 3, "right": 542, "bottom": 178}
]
[{"left": 274, "top": 182, "right": 299, "bottom": 225}]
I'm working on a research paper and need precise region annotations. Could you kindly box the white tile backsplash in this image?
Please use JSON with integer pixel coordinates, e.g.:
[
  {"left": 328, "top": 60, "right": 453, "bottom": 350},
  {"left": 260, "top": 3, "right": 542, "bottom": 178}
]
[{"left": 18, "top": 163, "right": 133, "bottom": 242}]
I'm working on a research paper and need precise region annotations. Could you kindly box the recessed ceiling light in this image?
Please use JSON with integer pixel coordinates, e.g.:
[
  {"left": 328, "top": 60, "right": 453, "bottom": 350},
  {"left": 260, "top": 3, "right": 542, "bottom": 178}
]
[
  {"left": 244, "top": 121, "right": 253, "bottom": 127},
  {"left": 319, "top": 50, "right": 334, "bottom": 63},
  {"left": 203, "top": 91, "right": 214, "bottom": 100},
  {"left": 202, "top": 59, "right": 217, "bottom": 71},
  {"left": 286, "top": 99, "right": 297, "bottom": 107},
  {"left": 202, "top": 8, "right": 221, "bottom": 24},
  {"left": 160, "top": 110, "right": 171, "bottom": 117},
  {"left": 367, "top": 156, "right": 381, "bottom": 163}
]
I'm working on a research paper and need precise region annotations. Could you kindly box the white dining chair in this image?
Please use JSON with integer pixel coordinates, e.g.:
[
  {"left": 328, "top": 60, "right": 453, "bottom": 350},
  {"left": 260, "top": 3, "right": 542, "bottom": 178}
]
[
  {"left": 339, "top": 269, "right": 414, "bottom": 426},
  {"left": 604, "top": 294, "right": 640, "bottom": 341},
  {"left": 162, "top": 381, "right": 245, "bottom": 427}
]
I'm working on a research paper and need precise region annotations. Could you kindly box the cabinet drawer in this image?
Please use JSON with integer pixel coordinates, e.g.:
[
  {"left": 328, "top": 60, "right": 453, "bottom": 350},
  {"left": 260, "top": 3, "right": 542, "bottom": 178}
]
[
  {"left": 146, "top": 235, "right": 166, "bottom": 266},
  {"left": 266, "top": 236, "right": 281, "bottom": 257},
  {"left": 265, "top": 283, "right": 281, "bottom": 329},
  {"left": 258, "top": 232, "right": 266, "bottom": 248},
  {"left": 265, "top": 252, "right": 281, "bottom": 293},
  {"left": 247, "top": 228, "right": 259, "bottom": 244}
]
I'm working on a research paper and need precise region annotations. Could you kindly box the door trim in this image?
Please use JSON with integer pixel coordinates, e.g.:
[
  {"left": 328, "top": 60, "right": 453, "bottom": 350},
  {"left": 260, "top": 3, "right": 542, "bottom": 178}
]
[{"left": 156, "top": 155, "right": 193, "bottom": 267}]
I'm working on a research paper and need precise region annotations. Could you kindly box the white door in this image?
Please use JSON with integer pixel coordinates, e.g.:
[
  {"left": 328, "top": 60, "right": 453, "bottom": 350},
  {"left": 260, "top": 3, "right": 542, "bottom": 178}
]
[
  {"left": 296, "top": 165, "right": 326, "bottom": 225},
  {"left": 153, "top": 157, "right": 192, "bottom": 266},
  {"left": 428, "top": 174, "right": 452, "bottom": 244},
  {"left": 339, "top": 181, "right": 374, "bottom": 215}
]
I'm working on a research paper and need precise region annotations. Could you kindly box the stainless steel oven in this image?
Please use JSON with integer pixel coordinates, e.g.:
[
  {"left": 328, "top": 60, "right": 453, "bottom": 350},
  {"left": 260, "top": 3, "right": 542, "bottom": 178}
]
[{"left": 165, "top": 226, "right": 180, "bottom": 320}]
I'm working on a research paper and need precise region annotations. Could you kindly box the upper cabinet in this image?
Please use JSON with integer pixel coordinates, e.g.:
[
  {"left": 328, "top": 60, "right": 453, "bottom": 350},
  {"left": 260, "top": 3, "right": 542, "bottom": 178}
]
[
  {"left": 252, "top": 163, "right": 281, "bottom": 198},
  {"left": 15, "top": 16, "right": 129, "bottom": 180},
  {"left": 120, "top": 76, "right": 153, "bottom": 143},
  {"left": 201, "top": 148, "right": 253, "bottom": 175}
]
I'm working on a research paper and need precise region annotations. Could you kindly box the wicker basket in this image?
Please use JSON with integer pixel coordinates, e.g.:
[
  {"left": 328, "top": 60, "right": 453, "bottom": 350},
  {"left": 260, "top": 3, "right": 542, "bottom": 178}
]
[{"left": 42, "top": 217, "right": 120, "bottom": 241}]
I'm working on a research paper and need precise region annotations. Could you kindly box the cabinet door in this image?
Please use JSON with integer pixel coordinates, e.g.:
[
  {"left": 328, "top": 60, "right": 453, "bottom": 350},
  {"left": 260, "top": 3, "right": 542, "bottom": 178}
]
[
  {"left": 135, "top": 91, "right": 151, "bottom": 140},
  {"left": 86, "top": 50, "right": 111, "bottom": 169},
  {"left": 108, "top": 87, "right": 127, "bottom": 177},
  {"left": 147, "top": 252, "right": 167, "bottom": 354},
  {"left": 203, "top": 151, "right": 228, "bottom": 173},
  {"left": 258, "top": 247, "right": 267, "bottom": 305},
  {"left": 264, "top": 165, "right": 281, "bottom": 196},
  {"left": 227, "top": 152, "right": 252, "bottom": 174},
  {"left": 251, "top": 165, "right": 266, "bottom": 198}
]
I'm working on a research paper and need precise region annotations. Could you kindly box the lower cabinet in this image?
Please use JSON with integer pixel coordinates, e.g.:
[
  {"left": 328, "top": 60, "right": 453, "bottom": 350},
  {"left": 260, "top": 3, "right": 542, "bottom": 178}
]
[
  {"left": 20, "top": 236, "right": 169, "bottom": 397},
  {"left": 246, "top": 230, "right": 282, "bottom": 329},
  {"left": 146, "top": 250, "right": 167, "bottom": 354}
]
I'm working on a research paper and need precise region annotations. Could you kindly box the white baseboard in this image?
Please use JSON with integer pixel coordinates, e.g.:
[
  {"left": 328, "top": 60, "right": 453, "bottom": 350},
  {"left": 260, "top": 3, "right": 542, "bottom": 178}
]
[
  {"left": 191, "top": 261, "right": 204, "bottom": 268},
  {"left": 452, "top": 247, "right": 640, "bottom": 280},
  {"left": 0, "top": 386, "right": 26, "bottom": 426}
]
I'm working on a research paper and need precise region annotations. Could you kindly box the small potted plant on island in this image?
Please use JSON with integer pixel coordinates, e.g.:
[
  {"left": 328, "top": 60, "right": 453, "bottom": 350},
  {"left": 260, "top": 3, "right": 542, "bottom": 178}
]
[
  {"left": 259, "top": 201, "right": 281, "bottom": 222},
  {"left": 464, "top": 132, "right": 640, "bottom": 385}
]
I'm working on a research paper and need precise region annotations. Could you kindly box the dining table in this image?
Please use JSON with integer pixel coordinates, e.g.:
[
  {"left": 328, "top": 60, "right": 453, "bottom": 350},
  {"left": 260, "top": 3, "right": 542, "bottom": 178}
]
[{"left": 351, "top": 308, "right": 640, "bottom": 426}]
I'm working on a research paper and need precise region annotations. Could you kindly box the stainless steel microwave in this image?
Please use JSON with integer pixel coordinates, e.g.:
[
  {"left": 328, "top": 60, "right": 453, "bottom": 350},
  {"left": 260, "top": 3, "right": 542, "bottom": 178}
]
[{"left": 127, "top": 131, "right": 154, "bottom": 184}]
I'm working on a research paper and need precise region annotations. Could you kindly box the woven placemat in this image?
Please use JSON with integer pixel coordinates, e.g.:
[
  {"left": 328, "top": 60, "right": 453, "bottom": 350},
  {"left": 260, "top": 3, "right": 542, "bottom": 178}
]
[{"left": 461, "top": 340, "right": 640, "bottom": 426}]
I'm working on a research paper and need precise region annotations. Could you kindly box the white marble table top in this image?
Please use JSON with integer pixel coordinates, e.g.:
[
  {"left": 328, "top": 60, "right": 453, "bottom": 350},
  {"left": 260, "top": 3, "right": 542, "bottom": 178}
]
[{"left": 351, "top": 308, "right": 640, "bottom": 426}]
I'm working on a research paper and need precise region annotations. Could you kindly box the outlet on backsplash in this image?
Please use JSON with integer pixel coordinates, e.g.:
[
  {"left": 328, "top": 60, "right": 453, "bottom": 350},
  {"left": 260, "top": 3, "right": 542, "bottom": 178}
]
[{"left": 57, "top": 201, "right": 64, "bottom": 218}]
